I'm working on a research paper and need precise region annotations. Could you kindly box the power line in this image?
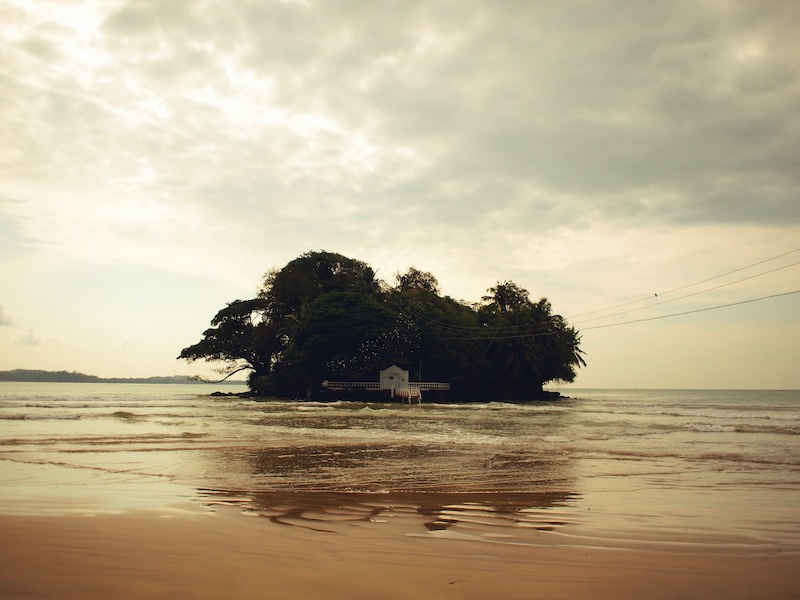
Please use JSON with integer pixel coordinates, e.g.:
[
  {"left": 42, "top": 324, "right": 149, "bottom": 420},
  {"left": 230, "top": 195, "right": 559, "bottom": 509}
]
[
  {"left": 403, "top": 289, "right": 799, "bottom": 342},
  {"left": 657, "top": 248, "right": 800, "bottom": 295},
  {"left": 568, "top": 247, "right": 800, "bottom": 320},
  {"left": 572, "top": 259, "right": 800, "bottom": 326},
  {"left": 437, "top": 330, "right": 559, "bottom": 341},
  {"left": 580, "top": 290, "right": 800, "bottom": 331}
]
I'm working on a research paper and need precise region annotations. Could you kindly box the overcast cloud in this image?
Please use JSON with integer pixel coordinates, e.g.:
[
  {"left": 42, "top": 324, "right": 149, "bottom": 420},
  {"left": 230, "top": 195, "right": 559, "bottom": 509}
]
[
  {"left": 0, "top": 306, "right": 14, "bottom": 326},
  {"left": 14, "top": 326, "right": 47, "bottom": 347},
  {"left": 1, "top": 0, "right": 798, "bottom": 385}
]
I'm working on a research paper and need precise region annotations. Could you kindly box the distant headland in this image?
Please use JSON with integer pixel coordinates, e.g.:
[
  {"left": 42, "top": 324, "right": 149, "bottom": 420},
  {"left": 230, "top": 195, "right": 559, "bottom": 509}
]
[{"left": 0, "top": 369, "right": 246, "bottom": 385}]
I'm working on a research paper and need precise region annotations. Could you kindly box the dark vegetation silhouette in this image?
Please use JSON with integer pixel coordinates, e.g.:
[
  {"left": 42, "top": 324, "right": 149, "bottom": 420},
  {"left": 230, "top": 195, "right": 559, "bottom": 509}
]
[
  {"left": 0, "top": 370, "right": 242, "bottom": 384},
  {"left": 179, "top": 251, "right": 585, "bottom": 401}
]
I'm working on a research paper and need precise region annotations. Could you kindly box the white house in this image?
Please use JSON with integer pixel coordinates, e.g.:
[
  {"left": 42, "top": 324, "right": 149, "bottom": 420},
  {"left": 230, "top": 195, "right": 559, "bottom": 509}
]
[{"left": 379, "top": 364, "right": 408, "bottom": 392}]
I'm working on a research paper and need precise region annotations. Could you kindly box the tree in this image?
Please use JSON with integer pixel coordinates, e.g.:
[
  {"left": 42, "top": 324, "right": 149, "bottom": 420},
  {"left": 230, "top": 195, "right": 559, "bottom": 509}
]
[
  {"left": 391, "top": 282, "right": 487, "bottom": 397},
  {"left": 276, "top": 291, "right": 397, "bottom": 398},
  {"left": 178, "top": 298, "right": 275, "bottom": 382},
  {"left": 396, "top": 267, "right": 440, "bottom": 295},
  {"left": 481, "top": 281, "right": 531, "bottom": 314},
  {"left": 479, "top": 287, "right": 584, "bottom": 399},
  {"left": 259, "top": 250, "right": 379, "bottom": 317}
]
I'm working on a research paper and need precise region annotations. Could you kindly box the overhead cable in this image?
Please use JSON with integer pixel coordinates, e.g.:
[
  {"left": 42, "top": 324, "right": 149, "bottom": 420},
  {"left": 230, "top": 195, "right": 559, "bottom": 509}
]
[
  {"left": 572, "top": 259, "right": 800, "bottom": 326},
  {"left": 568, "top": 247, "right": 800, "bottom": 320},
  {"left": 580, "top": 290, "right": 800, "bottom": 331}
]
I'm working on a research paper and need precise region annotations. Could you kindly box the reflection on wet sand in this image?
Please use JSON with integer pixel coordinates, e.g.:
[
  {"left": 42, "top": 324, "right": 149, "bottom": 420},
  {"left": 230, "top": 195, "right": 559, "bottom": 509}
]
[
  {"left": 199, "top": 488, "right": 580, "bottom": 539},
  {"left": 197, "top": 440, "right": 580, "bottom": 541}
]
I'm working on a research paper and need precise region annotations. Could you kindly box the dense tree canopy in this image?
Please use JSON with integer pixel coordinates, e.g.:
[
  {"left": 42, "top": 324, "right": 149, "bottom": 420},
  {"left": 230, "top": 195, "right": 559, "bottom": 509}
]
[{"left": 179, "top": 250, "right": 585, "bottom": 401}]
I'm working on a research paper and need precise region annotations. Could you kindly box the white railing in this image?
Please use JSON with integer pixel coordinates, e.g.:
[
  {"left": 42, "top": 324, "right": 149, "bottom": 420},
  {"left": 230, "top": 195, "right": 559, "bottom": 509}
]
[
  {"left": 409, "top": 382, "right": 450, "bottom": 391},
  {"left": 322, "top": 381, "right": 381, "bottom": 391},
  {"left": 322, "top": 381, "right": 450, "bottom": 391}
]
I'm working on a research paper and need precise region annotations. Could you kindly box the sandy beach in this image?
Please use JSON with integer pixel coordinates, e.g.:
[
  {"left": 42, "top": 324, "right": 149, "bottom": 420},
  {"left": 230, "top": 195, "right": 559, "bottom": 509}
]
[
  {"left": 2, "top": 506, "right": 798, "bottom": 600},
  {"left": 2, "top": 385, "right": 799, "bottom": 598}
]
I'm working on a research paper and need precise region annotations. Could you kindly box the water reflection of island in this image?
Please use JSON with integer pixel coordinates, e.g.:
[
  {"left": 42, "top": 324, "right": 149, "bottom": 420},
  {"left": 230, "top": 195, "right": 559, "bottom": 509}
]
[
  {"left": 197, "top": 442, "right": 580, "bottom": 538},
  {"left": 200, "top": 489, "right": 579, "bottom": 537}
]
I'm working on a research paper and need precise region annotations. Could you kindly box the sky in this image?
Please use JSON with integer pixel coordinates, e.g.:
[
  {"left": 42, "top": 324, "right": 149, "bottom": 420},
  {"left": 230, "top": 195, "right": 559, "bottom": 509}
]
[{"left": 1, "top": 0, "right": 798, "bottom": 389}]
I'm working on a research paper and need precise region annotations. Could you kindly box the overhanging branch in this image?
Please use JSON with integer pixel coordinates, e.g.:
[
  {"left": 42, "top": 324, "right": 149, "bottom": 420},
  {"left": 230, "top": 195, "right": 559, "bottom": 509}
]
[{"left": 190, "top": 365, "right": 251, "bottom": 384}]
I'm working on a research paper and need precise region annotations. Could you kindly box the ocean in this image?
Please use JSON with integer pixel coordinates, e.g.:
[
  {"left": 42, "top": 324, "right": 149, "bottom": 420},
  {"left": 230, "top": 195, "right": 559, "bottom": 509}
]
[{"left": 1, "top": 383, "right": 798, "bottom": 555}]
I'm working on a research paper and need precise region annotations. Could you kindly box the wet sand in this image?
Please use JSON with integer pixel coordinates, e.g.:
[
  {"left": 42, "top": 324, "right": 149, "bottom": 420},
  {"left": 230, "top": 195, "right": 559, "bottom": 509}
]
[
  {"left": 2, "top": 506, "right": 798, "bottom": 600},
  {"left": 3, "top": 387, "right": 800, "bottom": 598}
]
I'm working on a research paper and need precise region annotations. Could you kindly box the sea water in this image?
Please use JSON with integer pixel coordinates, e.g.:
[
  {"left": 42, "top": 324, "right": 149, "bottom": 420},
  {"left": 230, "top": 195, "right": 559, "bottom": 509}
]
[{"left": 1, "top": 383, "right": 798, "bottom": 553}]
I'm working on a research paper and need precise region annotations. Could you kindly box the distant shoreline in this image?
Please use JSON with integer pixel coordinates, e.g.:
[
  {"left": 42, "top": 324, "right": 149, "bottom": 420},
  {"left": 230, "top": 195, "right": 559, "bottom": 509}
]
[{"left": 0, "top": 369, "right": 246, "bottom": 385}]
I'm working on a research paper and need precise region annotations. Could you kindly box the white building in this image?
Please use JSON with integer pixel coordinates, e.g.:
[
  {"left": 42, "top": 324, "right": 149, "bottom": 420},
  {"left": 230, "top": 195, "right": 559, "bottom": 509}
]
[
  {"left": 321, "top": 364, "right": 450, "bottom": 404},
  {"left": 379, "top": 364, "right": 409, "bottom": 392}
]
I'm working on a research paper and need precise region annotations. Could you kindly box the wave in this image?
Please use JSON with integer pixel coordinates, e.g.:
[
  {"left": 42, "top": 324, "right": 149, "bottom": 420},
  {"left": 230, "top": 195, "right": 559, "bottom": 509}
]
[
  {"left": 678, "top": 422, "right": 800, "bottom": 435},
  {"left": 598, "top": 447, "right": 800, "bottom": 468},
  {"left": 0, "top": 413, "right": 82, "bottom": 421},
  {"left": 580, "top": 405, "right": 800, "bottom": 421}
]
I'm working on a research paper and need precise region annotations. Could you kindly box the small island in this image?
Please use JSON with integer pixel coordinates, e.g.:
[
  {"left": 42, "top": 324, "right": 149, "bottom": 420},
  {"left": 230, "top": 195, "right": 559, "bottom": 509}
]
[{"left": 179, "top": 250, "right": 585, "bottom": 402}]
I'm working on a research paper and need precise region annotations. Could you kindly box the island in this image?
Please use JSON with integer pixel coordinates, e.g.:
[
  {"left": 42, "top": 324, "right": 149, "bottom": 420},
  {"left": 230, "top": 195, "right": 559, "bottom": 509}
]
[{"left": 179, "top": 250, "right": 585, "bottom": 402}]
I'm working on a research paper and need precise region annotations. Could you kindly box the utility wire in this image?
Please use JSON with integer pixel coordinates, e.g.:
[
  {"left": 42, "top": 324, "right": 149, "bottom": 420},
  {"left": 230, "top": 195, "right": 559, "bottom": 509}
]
[
  {"left": 437, "top": 329, "right": 560, "bottom": 341},
  {"left": 580, "top": 290, "right": 800, "bottom": 331},
  {"left": 439, "top": 288, "right": 800, "bottom": 339},
  {"left": 572, "top": 259, "right": 800, "bottom": 326},
  {"left": 568, "top": 247, "right": 800, "bottom": 319}
]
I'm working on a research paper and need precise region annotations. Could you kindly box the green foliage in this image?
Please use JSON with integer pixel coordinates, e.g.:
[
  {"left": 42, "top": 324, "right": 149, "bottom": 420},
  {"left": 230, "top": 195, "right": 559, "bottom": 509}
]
[
  {"left": 178, "top": 298, "right": 273, "bottom": 380},
  {"left": 395, "top": 267, "right": 440, "bottom": 295},
  {"left": 179, "top": 250, "right": 586, "bottom": 400},
  {"left": 390, "top": 287, "right": 488, "bottom": 398},
  {"left": 259, "top": 251, "right": 379, "bottom": 316},
  {"left": 481, "top": 281, "right": 532, "bottom": 314},
  {"left": 282, "top": 291, "right": 396, "bottom": 392}
]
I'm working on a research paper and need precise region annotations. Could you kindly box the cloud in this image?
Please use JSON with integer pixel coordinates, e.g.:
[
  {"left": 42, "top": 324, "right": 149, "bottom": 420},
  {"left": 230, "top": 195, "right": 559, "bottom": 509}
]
[
  {"left": 14, "top": 326, "right": 50, "bottom": 347},
  {"left": 0, "top": 306, "right": 14, "bottom": 326},
  {"left": 0, "top": 0, "right": 799, "bottom": 296}
]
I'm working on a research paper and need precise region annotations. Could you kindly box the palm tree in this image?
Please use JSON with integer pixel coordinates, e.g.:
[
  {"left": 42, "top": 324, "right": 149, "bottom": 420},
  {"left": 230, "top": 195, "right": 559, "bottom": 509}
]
[{"left": 481, "top": 281, "right": 531, "bottom": 314}]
